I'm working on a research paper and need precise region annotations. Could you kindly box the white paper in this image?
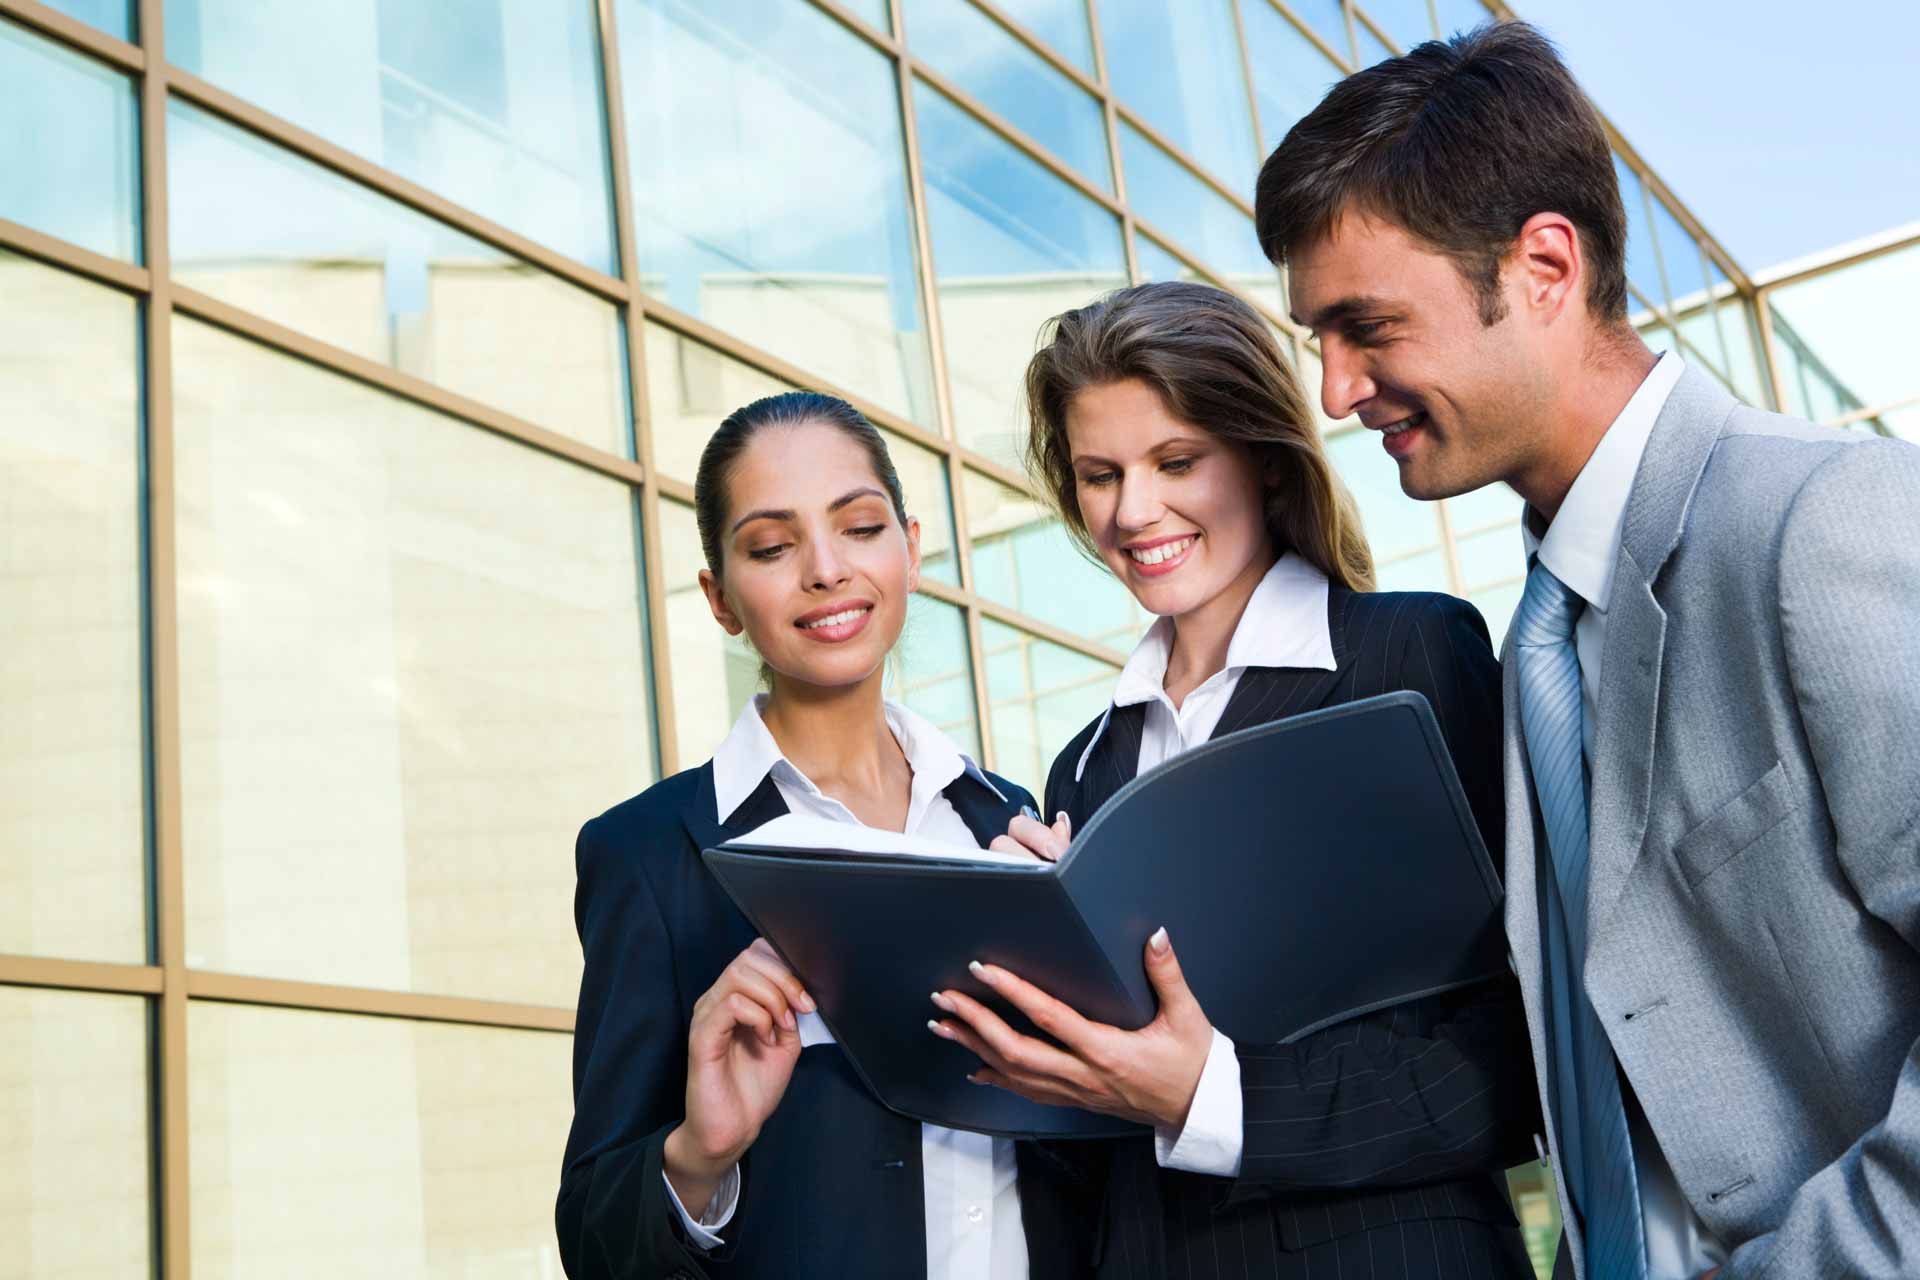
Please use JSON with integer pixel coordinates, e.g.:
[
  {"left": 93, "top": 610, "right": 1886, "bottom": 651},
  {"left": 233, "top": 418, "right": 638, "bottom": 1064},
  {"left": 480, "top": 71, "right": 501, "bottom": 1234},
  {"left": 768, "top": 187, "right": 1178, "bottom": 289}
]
[{"left": 730, "top": 813, "right": 1043, "bottom": 867}]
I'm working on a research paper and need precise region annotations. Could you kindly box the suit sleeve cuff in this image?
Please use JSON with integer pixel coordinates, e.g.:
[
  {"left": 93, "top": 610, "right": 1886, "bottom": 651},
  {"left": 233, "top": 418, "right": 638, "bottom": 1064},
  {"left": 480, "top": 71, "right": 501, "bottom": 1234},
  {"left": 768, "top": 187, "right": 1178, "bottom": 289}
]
[
  {"left": 661, "top": 1161, "right": 741, "bottom": 1250},
  {"left": 1154, "top": 1028, "right": 1243, "bottom": 1177}
]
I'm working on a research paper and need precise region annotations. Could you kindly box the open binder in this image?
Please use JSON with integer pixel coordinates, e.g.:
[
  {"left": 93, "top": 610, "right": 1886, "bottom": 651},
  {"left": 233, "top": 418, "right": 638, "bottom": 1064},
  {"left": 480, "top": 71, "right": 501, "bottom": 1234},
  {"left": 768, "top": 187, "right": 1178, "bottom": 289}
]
[{"left": 701, "top": 690, "right": 1506, "bottom": 1139}]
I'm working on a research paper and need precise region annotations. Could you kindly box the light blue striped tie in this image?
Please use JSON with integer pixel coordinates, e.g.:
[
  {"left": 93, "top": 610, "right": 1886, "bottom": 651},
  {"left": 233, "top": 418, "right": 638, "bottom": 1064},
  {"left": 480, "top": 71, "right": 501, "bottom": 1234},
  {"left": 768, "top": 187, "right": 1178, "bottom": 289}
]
[{"left": 1514, "top": 561, "right": 1646, "bottom": 1280}]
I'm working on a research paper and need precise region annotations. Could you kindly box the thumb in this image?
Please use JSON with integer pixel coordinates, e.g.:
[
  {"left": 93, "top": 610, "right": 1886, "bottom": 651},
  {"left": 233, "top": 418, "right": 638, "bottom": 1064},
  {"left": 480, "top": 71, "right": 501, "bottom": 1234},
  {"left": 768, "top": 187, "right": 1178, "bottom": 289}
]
[{"left": 1143, "top": 927, "right": 1202, "bottom": 1023}]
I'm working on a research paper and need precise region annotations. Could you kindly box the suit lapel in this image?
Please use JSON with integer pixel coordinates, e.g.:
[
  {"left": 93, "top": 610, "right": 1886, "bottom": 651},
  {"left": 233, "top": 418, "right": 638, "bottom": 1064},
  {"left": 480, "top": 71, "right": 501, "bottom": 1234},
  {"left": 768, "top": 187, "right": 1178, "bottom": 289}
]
[
  {"left": 943, "top": 771, "right": 1025, "bottom": 847},
  {"left": 1208, "top": 585, "right": 1351, "bottom": 740},
  {"left": 680, "top": 764, "right": 789, "bottom": 852},
  {"left": 1587, "top": 366, "right": 1733, "bottom": 933}
]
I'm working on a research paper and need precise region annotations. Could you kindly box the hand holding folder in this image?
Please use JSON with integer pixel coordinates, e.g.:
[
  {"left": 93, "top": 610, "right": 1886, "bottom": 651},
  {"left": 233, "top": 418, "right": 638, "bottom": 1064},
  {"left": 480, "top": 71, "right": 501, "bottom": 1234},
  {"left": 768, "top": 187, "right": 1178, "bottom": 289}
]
[{"left": 701, "top": 691, "right": 1506, "bottom": 1139}]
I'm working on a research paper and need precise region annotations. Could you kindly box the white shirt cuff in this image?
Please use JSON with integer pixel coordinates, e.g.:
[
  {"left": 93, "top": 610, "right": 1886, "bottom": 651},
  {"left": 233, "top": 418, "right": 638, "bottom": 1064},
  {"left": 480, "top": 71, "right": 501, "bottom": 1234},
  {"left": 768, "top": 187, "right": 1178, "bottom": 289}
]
[
  {"left": 661, "top": 1161, "right": 740, "bottom": 1250},
  {"left": 1154, "top": 1028, "right": 1244, "bottom": 1177}
]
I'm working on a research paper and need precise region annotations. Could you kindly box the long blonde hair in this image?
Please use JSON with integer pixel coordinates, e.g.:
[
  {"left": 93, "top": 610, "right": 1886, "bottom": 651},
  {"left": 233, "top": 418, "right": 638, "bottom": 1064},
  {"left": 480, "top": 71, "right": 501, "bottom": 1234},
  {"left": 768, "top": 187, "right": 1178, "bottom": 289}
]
[{"left": 1023, "top": 281, "right": 1375, "bottom": 591}]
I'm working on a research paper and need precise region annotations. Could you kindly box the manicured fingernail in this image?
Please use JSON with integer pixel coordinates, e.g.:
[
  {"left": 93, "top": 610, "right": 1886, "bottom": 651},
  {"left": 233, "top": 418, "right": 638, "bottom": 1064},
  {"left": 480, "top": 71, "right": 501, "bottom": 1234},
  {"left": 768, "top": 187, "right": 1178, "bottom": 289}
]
[
  {"left": 782, "top": 1009, "right": 796, "bottom": 1030},
  {"left": 797, "top": 992, "right": 816, "bottom": 1013},
  {"left": 928, "top": 1019, "right": 951, "bottom": 1038},
  {"left": 969, "top": 960, "right": 993, "bottom": 983},
  {"left": 965, "top": 1074, "right": 986, "bottom": 1085},
  {"left": 1149, "top": 926, "right": 1170, "bottom": 954},
  {"left": 1056, "top": 811, "right": 1069, "bottom": 825},
  {"left": 930, "top": 991, "right": 954, "bottom": 1012}
]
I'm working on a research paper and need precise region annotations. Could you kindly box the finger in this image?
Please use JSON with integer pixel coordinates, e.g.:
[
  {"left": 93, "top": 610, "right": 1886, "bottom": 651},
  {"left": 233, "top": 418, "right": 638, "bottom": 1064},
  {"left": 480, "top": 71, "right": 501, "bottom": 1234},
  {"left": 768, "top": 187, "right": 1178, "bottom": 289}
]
[
  {"left": 968, "top": 1067, "right": 1080, "bottom": 1110},
  {"left": 988, "top": 835, "right": 1033, "bottom": 858},
  {"left": 936, "top": 987, "right": 1092, "bottom": 1084},
  {"left": 1052, "top": 811, "right": 1072, "bottom": 845},
  {"left": 719, "top": 966, "right": 798, "bottom": 1032},
  {"left": 721, "top": 991, "right": 779, "bottom": 1049},
  {"left": 968, "top": 961, "right": 1102, "bottom": 1054},
  {"left": 737, "top": 947, "right": 815, "bottom": 1015},
  {"left": 1142, "top": 927, "right": 1204, "bottom": 1025},
  {"left": 1005, "top": 814, "right": 1069, "bottom": 861}
]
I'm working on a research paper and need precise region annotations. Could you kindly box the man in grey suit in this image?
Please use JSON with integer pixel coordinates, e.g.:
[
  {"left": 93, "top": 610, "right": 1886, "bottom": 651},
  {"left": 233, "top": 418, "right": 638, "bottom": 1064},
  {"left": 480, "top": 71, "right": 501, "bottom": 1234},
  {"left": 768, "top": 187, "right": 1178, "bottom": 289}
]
[{"left": 1255, "top": 20, "right": 1919, "bottom": 1280}]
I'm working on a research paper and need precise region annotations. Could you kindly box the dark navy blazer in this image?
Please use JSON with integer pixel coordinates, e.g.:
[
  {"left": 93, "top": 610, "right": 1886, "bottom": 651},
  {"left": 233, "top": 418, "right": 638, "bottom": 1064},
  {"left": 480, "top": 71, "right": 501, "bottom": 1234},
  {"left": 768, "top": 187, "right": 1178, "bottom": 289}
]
[
  {"left": 555, "top": 758, "right": 1098, "bottom": 1279},
  {"left": 1043, "top": 589, "right": 1540, "bottom": 1280}
]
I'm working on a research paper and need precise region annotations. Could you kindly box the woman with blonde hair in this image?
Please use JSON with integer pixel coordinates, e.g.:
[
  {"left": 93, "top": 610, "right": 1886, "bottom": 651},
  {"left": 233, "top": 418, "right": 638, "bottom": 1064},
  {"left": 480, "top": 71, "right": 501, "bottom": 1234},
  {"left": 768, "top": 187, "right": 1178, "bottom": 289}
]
[{"left": 931, "top": 282, "right": 1537, "bottom": 1279}]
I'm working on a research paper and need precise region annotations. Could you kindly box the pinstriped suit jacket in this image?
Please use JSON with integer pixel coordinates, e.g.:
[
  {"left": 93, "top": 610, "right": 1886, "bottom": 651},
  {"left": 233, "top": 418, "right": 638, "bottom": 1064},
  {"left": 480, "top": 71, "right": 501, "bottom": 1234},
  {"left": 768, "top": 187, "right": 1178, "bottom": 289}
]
[{"left": 1043, "top": 589, "right": 1540, "bottom": 1280}]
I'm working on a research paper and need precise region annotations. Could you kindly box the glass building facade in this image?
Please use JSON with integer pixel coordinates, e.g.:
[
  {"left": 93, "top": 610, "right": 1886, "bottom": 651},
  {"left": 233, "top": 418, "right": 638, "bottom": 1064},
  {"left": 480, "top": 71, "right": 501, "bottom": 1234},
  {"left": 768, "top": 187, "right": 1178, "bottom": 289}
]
[{"left": 1, "top": 0, "right": 1905, "bottom": 1276}]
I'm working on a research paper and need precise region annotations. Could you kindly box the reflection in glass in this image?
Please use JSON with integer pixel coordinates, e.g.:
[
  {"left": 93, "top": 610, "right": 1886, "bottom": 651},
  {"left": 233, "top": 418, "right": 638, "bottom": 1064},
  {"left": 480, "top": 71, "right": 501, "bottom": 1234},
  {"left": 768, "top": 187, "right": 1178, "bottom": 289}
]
[
  {"left": 982, "top": 618, "right": 1118, "bottom": 798},
  {"left": 914, "top": 80, "right": 1128, "bottom": 467},
  {"left": 964, "top": 468, "right": 1151, "bottom": 652},
  {"left": 1096, "top": 0, "right": 1259, "bottom": 193},
  {"left": 993, "top": 0, "right": 1095, "bottom": 75},
  {"left": 169, "top": 101, "right": 630, "bottom": 457},
  {"left": 173, "top": 318, "right": 655, "bottom": 1008},
  {"left": 0, "top": 19, "right": 140, "bottom": 260},
  {"left": 189, "top": 1003, "right": 570, "bottom": 1278},
  {"left": 641, "top": 323, "right": 958, "bottom": 583},
  {"left": 1325, "top": 426, "right": 1444, "bottom": 563},
  {"left": 0, "top": 253, "right": 146, "bottom": 964},
  {"left": 1241, "top": 1, "right": 1346, "bottom": 150},
  {"left": 1119, "top": 121, "right": 1280, "bottom": 313},
  {"left": 1286, "top": 0, "right": 1354, "bottom": 63},
  {"left": 1614, "top": 156, "right": 1666, "bottom": 312},
  {"left": 1359, "top": 0, "right": 1435, "bottom": 51},
  {"left": 0, "top": 988, "right": 151, "bottom": 1280},
  {"left": 167, "top": 0, "right": 615, "bottom": 270},
  {"left": 903, "top": 0, "right": 1112, "bottom": 192},
  {"left": 621, "top": 0, "right": 936, "bottom": 427},
  {"left": 1649, "top": 197, "right": 1707, "bottom": 311},
  {"left": 42, "top": 0, "right": 133, "bottom": 41},
  {"left": 661, "top": 502, "right": 976, "bottom": 766}
]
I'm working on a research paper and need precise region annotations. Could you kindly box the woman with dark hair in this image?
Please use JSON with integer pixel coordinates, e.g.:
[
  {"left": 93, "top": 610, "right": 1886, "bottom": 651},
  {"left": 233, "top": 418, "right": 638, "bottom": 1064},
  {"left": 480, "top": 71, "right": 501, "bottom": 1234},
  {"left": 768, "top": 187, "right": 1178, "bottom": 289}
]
[
  {"left": 556, "top": 391, "right": 1090, "bottom": 1279},
  {"left": 930, "top": 282, "right": 1538, "bottom": 1279}
]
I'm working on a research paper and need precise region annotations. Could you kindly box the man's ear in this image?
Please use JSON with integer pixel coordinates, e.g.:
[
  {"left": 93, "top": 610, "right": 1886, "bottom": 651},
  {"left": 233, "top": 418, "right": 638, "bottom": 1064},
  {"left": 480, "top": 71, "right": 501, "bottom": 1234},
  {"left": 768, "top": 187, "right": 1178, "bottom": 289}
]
[
  {"left": 699, "top": 568, "right": 745, "bottom": 636},
  {"left": 1511, "top": 211, "right": 1581, "bottom": 325}
]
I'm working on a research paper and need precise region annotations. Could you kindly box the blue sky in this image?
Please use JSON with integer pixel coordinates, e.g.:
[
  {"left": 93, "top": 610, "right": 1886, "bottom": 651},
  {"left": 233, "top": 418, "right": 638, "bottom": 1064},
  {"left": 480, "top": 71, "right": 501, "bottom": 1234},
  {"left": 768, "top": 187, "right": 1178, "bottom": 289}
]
[{"left": 1508, "top": 0, "right": 1919, "bottom": 274}]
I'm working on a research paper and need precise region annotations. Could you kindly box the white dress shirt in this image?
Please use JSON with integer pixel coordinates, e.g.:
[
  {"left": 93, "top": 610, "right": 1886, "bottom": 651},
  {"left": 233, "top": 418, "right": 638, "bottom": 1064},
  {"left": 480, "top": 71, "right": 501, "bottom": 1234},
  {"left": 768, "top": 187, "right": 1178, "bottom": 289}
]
[
  {"left": 1521, "top": 351, "right": 1728, "bottom": 1279},
  {"left": 664, "top": 694, "right": 1027, "bottom": 1280},
  {"left": 1074, "top": 554, "right": 1338, "bottom": 1177}
]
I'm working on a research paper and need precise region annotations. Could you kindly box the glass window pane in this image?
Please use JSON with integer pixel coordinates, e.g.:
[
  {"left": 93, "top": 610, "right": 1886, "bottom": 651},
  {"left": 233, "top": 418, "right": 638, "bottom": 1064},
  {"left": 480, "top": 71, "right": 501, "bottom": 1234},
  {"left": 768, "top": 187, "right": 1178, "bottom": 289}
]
[
  {"left": 660, "top": 501, "right": 973, "bottom": 766},
  {"left": 0, "top": 18, "right": 140, "bottom": 260},
  {"left": 1431, "top": 0, "right": 1490, "bottom": 36},
  {"left": 1614, "top": 155, "right": 1666, "bottom": 313},
  {"left": 189, "top": 1003, "right": 570, "bottom": 1278},
  {"left": 915, "top": 79, "right": 1128, "bottom": 467},
  {"left": 1707, "top": 266, "right": 1768, "bottom": 407},
  {"left": 844, "top": 0, "right": 892, "bottom": 32},
  {"left": 890, "top": 595, "right": 982, "bottom": 762},
  {"left": 0, "top": 252, "right": 146, "bottom": 964},
  {"left": 1133, "top": 232, "right": 1197, "bottom": 286},
  {"left": 42, "top": 0, "right": 133, "bottom": 41},
  {"left": 1358, "top": 0, "right": 1434, "bottom": 51},
  {"left": 1441, "top": 480, "right": 1522, "bottom": 537},
  {"left": 173, "top": 317, "right": 655, "bottom": 1008},
  {"left": 0, "top": 988, "right": 151, "bottom": 1280},
  {"left": 641, "top": 323, "right": 958, "bottom": 585},
  {"left": 1765, "top": 239, "right": 1920, "bottom": 413},
  {"left": 1285, "top": 0, "right": 1354, "bottom": 64},
  {"left": 1096, "top": 0, "right": 1259, "bottom": 193},
  {"left": 1325, "top": 425, "right": 1444, "bottom": 562},
  {"left": 981, "top": 618, "right": 1118, "bottom": 798},
  {"left": 1354, "top": 13, "right": 1395, "bottom": 66},
  {"left": 168, "top": 0, "right": 614, "bottom": 270},
  {"left": 1467, "top": 578, "right": 1522, "bottom": 651},
  {"left": 1119, "top": 121, "right": 1280, "bottom": 314},
  {"left": 904, "top": 0, "right": 1112, "bottom": 193},
  {"left": 1241, "top": 1, "right": 1346, "bottom": 150},
  {"left": 169, "top": 101, "right": 630, "bottom": 457},
  {"left": 993, "top": 0, "right": 1095, "bottom": 75},
  {"left": 1454, "top": 521, "right": 1514, "bottom": 592},
  {"left": 621, "top": 0, "right": 937, "bottom": 428},
  {"left": 964, "top": 468, "right": 1152, "bottom": 651},
  {"left": 1650, "top": 197, "right": 1708, "bottom": 312}
]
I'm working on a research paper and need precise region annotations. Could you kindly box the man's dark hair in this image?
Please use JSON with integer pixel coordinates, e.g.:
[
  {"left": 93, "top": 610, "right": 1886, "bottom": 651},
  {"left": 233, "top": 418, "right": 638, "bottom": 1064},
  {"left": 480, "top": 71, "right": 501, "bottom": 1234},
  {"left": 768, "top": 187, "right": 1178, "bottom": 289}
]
[{"left": 1255, "top": 20, "right": 1627, "bottom": 327}]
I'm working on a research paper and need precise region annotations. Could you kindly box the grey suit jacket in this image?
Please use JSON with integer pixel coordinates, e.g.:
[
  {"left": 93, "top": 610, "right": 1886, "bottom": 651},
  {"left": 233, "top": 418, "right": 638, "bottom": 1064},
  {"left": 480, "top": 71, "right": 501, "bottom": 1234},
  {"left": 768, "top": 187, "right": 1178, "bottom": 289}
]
[{"left": 1501, "top": 366, "right": 1920, "bottom": 1279}]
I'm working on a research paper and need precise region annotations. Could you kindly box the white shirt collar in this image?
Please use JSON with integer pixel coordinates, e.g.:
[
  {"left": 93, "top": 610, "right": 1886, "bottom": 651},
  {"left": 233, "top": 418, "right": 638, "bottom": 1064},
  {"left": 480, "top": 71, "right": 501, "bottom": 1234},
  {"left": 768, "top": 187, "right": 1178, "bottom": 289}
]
[
  {"left": 1109, "top": 552, "right": 1335, "bottom": 709},
  {"left": 710, "top": 693, "right": 999, "bottom": 825},
  {"left": 1521, "top": 351, "right": 1686, "bottom": 612}
]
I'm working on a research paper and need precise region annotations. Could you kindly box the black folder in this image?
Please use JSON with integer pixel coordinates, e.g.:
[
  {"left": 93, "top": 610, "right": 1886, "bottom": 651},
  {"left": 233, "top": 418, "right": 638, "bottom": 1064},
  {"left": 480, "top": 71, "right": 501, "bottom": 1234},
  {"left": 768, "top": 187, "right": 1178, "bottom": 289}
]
[{"left": 701, "top": 690, "right": 1506, "bottom": 1139}]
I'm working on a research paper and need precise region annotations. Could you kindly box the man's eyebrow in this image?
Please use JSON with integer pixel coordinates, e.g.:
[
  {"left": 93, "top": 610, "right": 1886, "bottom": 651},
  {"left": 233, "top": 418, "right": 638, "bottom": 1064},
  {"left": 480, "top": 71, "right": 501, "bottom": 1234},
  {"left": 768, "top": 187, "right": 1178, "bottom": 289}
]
[
  {"left": 1292, "top": 295, "right": 1395, "bottom": 330},
  {"left": 730, "top": 486, "right": 888, "bottom": 535}
]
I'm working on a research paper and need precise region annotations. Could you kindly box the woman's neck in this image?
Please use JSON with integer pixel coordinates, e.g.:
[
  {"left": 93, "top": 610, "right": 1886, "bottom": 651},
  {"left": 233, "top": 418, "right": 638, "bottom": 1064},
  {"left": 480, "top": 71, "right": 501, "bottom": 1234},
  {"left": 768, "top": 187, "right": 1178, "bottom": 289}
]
[
  {"left": 758, "top": 669, "right": 913, "bottom": 830},
  {"left": 1164, "top": 548, "right": 1278, "bottom": 708}
]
